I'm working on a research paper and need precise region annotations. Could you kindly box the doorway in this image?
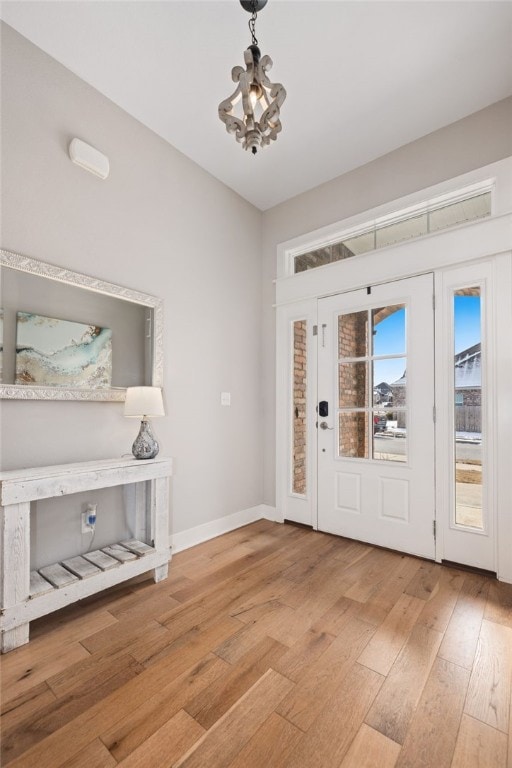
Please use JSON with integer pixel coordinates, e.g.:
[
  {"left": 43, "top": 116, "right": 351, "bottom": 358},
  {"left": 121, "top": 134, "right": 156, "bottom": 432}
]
[{"left": 317, "top": 274, "right": 436, "bottom": 558}]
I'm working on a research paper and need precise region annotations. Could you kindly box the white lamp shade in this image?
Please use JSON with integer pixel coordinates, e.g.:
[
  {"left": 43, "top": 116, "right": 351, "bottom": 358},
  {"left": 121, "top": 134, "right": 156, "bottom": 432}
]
[{"left": 124, "top": 387, "right": 165, "bottom": 418}]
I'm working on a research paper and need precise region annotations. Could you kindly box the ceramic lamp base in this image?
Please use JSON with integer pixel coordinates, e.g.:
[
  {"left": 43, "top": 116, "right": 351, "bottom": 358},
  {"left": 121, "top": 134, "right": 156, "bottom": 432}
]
[{"left": 132, "top": 419, "right": 159, "bottom": 460}]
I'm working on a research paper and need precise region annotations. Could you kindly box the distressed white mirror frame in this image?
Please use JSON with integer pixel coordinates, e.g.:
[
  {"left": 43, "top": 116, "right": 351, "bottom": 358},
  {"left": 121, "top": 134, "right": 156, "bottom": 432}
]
[{"left": 0, "top": 249, "right": 163, "bottom": 401}]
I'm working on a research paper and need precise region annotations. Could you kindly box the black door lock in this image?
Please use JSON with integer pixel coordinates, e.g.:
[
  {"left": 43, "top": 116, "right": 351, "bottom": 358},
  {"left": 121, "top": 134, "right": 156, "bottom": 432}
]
[{"left": 319, "top": 401, "right": 329, "bottom": 417}]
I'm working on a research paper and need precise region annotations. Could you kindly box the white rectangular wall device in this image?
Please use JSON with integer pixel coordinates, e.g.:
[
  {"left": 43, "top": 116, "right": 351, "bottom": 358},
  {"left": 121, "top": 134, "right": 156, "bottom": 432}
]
[{"left": 69, "top": 138, "right": 109, "bottom": 179}]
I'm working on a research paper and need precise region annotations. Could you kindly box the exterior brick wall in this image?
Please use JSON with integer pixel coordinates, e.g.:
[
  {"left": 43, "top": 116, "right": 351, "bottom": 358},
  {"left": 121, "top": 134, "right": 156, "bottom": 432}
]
[
  {"left": 456, "top": 387, "right": 481, "bottom": 406},
  {"left": 338, "top": 312, "right": 368, "bottom": 457}
]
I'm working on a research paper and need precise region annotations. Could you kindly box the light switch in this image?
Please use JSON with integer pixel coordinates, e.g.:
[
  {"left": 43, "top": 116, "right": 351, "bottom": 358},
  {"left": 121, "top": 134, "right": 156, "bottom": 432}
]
[{"left": 221, "top": 392, "right": 231, "bottom": 406}]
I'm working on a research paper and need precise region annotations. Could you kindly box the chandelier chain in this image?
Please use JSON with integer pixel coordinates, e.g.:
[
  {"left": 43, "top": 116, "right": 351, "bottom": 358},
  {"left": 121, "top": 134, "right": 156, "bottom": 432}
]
[{"left": 248, "top": 2, "right": 258, "bottom": 46}]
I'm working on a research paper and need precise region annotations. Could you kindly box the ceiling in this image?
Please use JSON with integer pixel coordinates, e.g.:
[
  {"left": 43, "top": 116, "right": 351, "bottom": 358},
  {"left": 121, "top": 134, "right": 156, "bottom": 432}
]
[{"left": 1, "top": 1, "right": 512, "bottom": 211}]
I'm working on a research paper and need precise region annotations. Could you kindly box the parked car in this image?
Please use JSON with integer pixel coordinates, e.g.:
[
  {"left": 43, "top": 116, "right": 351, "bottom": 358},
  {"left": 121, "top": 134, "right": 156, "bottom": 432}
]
[{"left": 373, "top": 414, "right": 387, "bottom": 433}]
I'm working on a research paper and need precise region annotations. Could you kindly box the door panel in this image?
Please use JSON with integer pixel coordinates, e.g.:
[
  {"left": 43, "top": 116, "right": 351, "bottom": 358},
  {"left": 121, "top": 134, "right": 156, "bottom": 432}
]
[
  {"left": 317, "top": 274, "right": 435, "bottom": 558},
  {"left": 437, "top": 264, "right": 495, "bottom": 572}
]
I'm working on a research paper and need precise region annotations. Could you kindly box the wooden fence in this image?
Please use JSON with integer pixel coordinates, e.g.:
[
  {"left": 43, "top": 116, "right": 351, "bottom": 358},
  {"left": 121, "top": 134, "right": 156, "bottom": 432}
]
[{"left": 455, "top": 405, "right": 481, "bottom": 433}]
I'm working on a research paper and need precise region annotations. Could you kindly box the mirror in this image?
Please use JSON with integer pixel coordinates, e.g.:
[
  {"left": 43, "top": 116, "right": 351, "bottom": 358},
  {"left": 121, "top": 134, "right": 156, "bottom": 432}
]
[{"left": 0, "top": 249, "right": 163, "bottom": 401}]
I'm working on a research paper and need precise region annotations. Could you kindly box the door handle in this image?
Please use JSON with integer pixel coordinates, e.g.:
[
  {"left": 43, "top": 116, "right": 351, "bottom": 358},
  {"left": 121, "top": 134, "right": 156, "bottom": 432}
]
[{"left": 319, "top": 421, "right": 333, "bottom": 430}]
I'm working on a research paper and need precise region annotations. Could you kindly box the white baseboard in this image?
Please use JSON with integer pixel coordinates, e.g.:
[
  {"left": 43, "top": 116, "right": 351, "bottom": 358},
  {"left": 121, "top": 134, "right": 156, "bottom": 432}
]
[{"left": 170, "top": 504, "right": 278, "bottom": 554}]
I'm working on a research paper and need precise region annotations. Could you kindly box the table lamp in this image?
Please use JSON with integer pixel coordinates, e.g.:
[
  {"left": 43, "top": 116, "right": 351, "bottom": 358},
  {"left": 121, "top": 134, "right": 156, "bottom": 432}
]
[{"left": 124, "top": 386, "right": 165, "bottom": 459}]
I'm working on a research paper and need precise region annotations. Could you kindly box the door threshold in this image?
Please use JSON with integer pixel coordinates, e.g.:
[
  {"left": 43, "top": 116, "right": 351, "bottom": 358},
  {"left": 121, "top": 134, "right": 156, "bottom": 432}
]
[
  {"left": 441, "top": 559, "right": 497, "bottom": 579},
  {"left": 284, "top": 520, "right": 313, "bottom": 530}
]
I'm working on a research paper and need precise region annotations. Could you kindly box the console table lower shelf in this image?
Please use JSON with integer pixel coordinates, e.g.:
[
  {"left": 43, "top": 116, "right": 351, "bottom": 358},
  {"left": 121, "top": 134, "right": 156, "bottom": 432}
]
[{"left": 0, "top": 457, "right": 172, "bottom": 653}]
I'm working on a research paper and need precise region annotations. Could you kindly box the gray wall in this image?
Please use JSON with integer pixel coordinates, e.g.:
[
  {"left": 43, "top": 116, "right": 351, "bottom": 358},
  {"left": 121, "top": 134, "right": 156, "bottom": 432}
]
[
  {"left": 261, "top": 96, "right": 512, "bottom": 506},
  {"left": 0, "top": 24, "right": 263, "bottom": 564}
]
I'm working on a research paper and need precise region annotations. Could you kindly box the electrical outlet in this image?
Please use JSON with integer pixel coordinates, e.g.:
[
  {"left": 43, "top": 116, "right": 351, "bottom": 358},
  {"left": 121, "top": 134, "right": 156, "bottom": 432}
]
[{"left": 81, "top": 503, "right": 97, "bottom": 534}]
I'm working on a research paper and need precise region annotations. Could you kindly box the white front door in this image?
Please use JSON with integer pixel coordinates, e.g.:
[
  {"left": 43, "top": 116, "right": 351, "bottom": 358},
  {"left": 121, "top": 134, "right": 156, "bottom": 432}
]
[{"left": 317, "top": 274, "right": 435, "bottom": 558}]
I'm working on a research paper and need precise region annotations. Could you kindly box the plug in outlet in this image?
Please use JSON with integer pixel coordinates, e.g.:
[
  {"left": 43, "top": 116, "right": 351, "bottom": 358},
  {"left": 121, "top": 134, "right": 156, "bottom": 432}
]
[{"left": 81, "top": 503, "right": 97, "bottom": 534}]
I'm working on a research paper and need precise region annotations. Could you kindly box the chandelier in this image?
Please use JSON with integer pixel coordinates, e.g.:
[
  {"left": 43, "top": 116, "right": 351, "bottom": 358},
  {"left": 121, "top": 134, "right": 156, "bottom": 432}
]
[{"left": 218, "top": 0, "right": 286, "bottom": 155}]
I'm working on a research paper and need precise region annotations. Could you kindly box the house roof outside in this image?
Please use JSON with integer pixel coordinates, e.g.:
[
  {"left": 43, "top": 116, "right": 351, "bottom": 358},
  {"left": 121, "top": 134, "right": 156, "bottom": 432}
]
[
  {"left": 454, "top": 343, "right": 481, "bottom": 389},
  {"left": 387, "top": 343, "right": 482, "bottom": 389}
]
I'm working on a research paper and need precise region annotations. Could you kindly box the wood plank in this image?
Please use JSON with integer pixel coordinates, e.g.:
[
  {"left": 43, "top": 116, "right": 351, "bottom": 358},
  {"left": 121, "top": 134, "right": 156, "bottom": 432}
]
[
  {"left": 1, "top": 643, "right": 91, "bottom": 706},
  {"left": 312, "top": 595, "right": 359, "bottom": 635},
  {"left": 415, "top": 567, "right": 464, "bottom": 633},
  {"left": 185, "top": 636, "right": 287, "bottom": 729},
  {"left": 0, "top": 502, "right": 30, "bottom": 608},
  {"left": 115, "top": 709, "right": 204, "bottom": 768},
  {"left": 29, "top": 571, "right": 54, "bottom": 598},
  {"left": 119, "top": 539, "right": 155, "bottom": 557},
  {"left": 272, "top": 628, "right": 335, "bottom": 683},
  {"left": 276, "top": 616, "right": 375, "bottom": 731},
  {"left": 437, "top": 573, "right": 489, "bottom": 669},
  {"left": 60, "top": 739, "right": 117, "bottom": 768},
  {"left": 38, "top": 564, "right": 79, "bottom": 589},
  {"left": 1, "top": 654, "right": 144, "bottom": 762},
  {"left": 24, "top": 605, "right": 118, "bottom": 646},
  {"left": 404, "top": 562, "right": 441, "bottom": 601},
  {"left": 365, "top": 624, "right": 443, "bottom": 744},
  {"left": 328, "top": 538, "right": 373, "bottom": 566},
  {"left": 484, "top": 580, "right": 512, "bottom": 629},
  {"left": 279, "top": 538, "right": 342, "bottom": 584},
  {"left": 134, "top": 615, "right": 242, "bottom": 669},
  {"left": 362, "top": 555, "right": 422, "bottom": 620},
  {"left": 344, "top": 549, "right": 404, "bottom": 604},
  {"left": 213, "top": 598, "right": 300, "bottom": 665},
  {"left": 394, "top": 657, "right": 470, "bottom": 768},
  {"left": 47, "top": 652, "right": 143, "bottom": 700},
  {"left": 176, "top": 544, "right": 257, "bottom": 581},
  {"left": 464, "top": 618, "right": 512, "bottom": 732},
  {"left": 173, "top": 669, "right": 294, "bottom": 768},
  {"left": 100, "top": 654, "right": 228, "bottom": 762},
  {"left": 226, "top": 712, "right": 303, "bottom": 768},
  {"left": 279, "top": 663, "right": 384, "bottom": 768},
  {"left": 79, "top": 618, "right": 170, "bottom": 658},
  {"left": 450, "top": 714, "right": 508, "bottom": 768},
  {"left": 81, "top": 550, "right": 120, "bottom": 572},
  {"left": 61, "top": 556, "right": 102, "bottom": 580},
  {"left": 170, "top": 542, "right": 292, "bottom": 604},
  {"left": 102, "top": 545, "right": 138, "bottom": 563},
  {"left": 104, "top": 588, "right": 179, "bottom": 624},
  {"left": 0, "top": 457, "right": 171, "bottom": 505},
  {"left": 1, "top": 609, "right": 117, "bottom": 704},
  {"left": 357, "top": 593, "right": 425, "bottom": 676},
  {"left": 339, "top": 723, "right": 401, "bottom": 768},
  {"left": 0, "top": 683, "right": 57, "bottom": 750}
]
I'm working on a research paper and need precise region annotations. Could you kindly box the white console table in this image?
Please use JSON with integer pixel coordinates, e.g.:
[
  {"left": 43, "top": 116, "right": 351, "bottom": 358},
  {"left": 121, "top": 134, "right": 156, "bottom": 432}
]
[{"left": 0, "top": 456, "right": 172, "bottom": 653}]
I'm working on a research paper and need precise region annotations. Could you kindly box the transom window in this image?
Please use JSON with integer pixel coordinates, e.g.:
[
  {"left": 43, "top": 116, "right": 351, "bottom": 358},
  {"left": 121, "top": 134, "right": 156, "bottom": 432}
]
[{"left": 293, "top": 186, "right": 492, "bottom": 274}]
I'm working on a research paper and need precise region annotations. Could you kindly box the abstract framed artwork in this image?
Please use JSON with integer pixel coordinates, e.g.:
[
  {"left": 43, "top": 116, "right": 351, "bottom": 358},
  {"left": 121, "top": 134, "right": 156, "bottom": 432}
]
[{"left": 15, "top": 312, "right": 112, "bottom": 389}]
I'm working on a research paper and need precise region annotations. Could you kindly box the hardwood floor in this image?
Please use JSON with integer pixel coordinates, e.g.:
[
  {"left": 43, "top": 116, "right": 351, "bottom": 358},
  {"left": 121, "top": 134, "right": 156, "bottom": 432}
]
[{"left": 1, "top": 520, "right": 511, "bottom": 768}]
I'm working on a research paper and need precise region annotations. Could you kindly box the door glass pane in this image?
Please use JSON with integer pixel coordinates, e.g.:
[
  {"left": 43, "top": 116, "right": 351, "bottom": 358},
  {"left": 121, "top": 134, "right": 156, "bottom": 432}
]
[
  {"left": 454, "top": 289, "right": 483, "bottom": 528},
  {"left": 338, "top": 311, "right": 368, "bottom": 358},
  {"left": 372, "top": 305, "right": 406, "bottom": 356},
  {"left": 339, "top": 362, "right": 367, "bottom": 408},
  {"left": 292, "top": 320, "right": 307, "bottom": 495},
  {"left": 373, "top": 359, "right": 406, "bottom": 406},
  {"left": 373, "top": 411, "right": 407, "bottom": 462},
  {"left": 339, "top": 412, "right": 368, "bottom": 458}
]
